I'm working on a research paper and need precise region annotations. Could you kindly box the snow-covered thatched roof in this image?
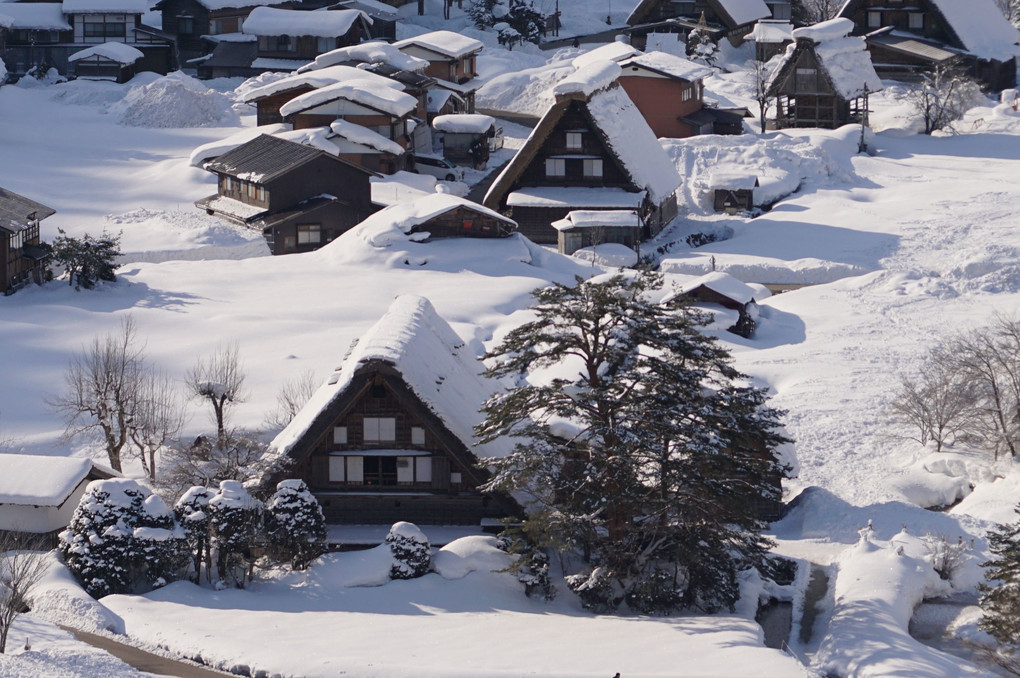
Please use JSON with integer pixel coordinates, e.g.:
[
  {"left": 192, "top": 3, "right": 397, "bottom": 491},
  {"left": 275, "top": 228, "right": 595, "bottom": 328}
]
[
  {"left": 552, "top": 60, "right": 622, "bottom": 98},
  {"left": 270, "top": 294, "right": 512, "bottom": 461},
  {"left": 1, "top": 3, "right": 70, "bottom": 30},
  {"left": 395, "top": 30, "right": 483, "bottom": 59},
  {"left": 279, "top": 80, "right": 417, "bottom": 119},
  {"left": 774, "top": 18, "right": 882, "bottom": 99},
  {"left": 926, "top": 0, "right": 1020, "bottom": 61},
  {"left": 432, "top": 113, "right": 494, "bottom": 134},
  {"left": 0, "top": 455, "right": 95, "bottom": 507},
  {"left": 193, "top": 0, "right": 275, "bottom": 10},
  {"left": 298, "top": 41, "right": 430, "bottom": 74},
  {"left": 240, "top": 64, "right": 403, "bottom": 103},
  {"left": 242, "top": 7, "right": 369, "bottom": 38},
  {"left": 68, "top": 41, "right": 144, "bottom": 64}
]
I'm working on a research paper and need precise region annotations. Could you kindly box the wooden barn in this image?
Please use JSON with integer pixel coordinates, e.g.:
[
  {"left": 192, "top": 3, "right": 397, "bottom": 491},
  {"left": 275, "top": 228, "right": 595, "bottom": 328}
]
[
  {"left": 269, "top": 295, "right": 522, "bottom": 526},
  {"left": 483, "top": 61, "right": 681, "bottom": 245},
  {"left": 68, "top": 41, "right": 143, "bottom": 82},
  {"left": 394, "top": 30, "right": 482, "bottom": 85},
  {"left": 0, "top": 455, "right": 116, "bottom": 548},
  {"left": 839, "top": 0, "right": 1019, "bottom": 90},
  {"left": 357, "top": 192, "right": 516, "bottom": 242},
  {"left": 767, "top": 18, "right": 882, "bottom": 129},
  {"left": 551, "top": 210, "right": 642, "bottom": 256},
  {"left": 325, "top": 118, "right": 408, "bottom": 174},
  {"left": 331, "top": 0, "right": 396, "bottom": 41},
  {"left": 0, "top": 186, "right": 53, "bottom": 295},
  {"left": 195, "top": 134, "right": 378, "bottom": 255}
]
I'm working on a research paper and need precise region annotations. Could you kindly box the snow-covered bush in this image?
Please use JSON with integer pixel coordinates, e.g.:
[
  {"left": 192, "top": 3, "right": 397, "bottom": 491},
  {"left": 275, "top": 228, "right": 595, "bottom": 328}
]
[
  {"left": 386, "top": 522, "right": 431, "bottom": 579},
  {"left": 624, "top": 568, "right": 686, "bottom": 615},
  {"left": 59, "top": 479, "right": 186, "bottom": 597},
  {"left": 265, "top": 479, "right": 326, "bottom": 570},
  {"left": 496, "top": 536, "right": 555, "bottom": 599},
  {"left": 922, "top": 532, "right": 970, "bottom": 581},
  {"left": 175, "top": 486, "right": 214, "bottom": 583},
  {"left": 209, "top": 480, "right": 262, "bottom": 588},
  {"left": 566, "top": 567, "right": 619, "bottom": 614},
  {"left": 467, "top": 0, "right": 545, "bottom": 44}
]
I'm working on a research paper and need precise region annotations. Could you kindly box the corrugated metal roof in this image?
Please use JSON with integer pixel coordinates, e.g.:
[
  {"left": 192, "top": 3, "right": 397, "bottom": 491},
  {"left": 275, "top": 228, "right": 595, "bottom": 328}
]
[
  {"left": 868, "top": 32, "right": 960, "bottom": 63},
  {"left": 205, "top": 134, "right": 326, "bottom": 182},
  {"left": 0, "top": 186, "right": 55, "bottom": 234}
]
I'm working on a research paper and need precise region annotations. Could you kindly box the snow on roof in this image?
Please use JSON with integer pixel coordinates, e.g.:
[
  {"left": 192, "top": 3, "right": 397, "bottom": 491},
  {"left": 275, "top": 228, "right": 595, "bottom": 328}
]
[
  {"left": 571, "top": 42, "right": 640, "bottom": 69},
  {"left": 370, "top": 171, "right": 437, "bottom": 206},
  {"left": 927, "top": 0, "right": 1020, "bottom": 61},
  {"left": 619, "top": 51, "right": 713, "bottom": 82},
  {"left": 432, "top": 113, "right": 493, "bottom": 134},
  {"left": 506, "top": 186, "right": 646, "bottom": 208},
  {"left": 240, "top": 64, "right": 403, "bottom": 103},
  {"left": 395, "top": 30, "right": 483, "bottom": 59},
  {"left": 190, "top": 123, "right": 291, "bottom": 166},
  {"left": 203, "top": 195, "right": 269, "bottom": 221},
  {"left": 250, "top": 57, "right": 307, "bottom": 71},
  {"left": 707, "top": 167, "right": 758, "bottom": 190},
  {"left": 551, "top": 209, "right": 641, "bottom": 231},
  {"left": 298, "top": 41, "right": 429, "bottom": 74},
  {"left": 552, "top": 60, "right": 622, "bottom": 98},
  {"left": 0, "top": 12, "right": 13, "bottom": 29},
  {"left": 196, "top": 0, "right": 275, "bottom": 9},
  {"left": 751, "top": 20, "right": 793, "bottom": 44},
  {"left": 274, "top": 126, "right": 342, "bottom": 155},
  {"left": 242, "top": 7, "right": 369, "bottom": 38},
  {"left": 271, "top": 295, "right": 512, "bottom": 461},
  {"left": 585, "top": 84, "right": 682, "bottom": 203},
  {"left": 355, "top": 192, "right": 514, "bottom": 246},
  {"left": 680, "top": 271, "right": 757, "bottom": 305},
  {"left": 328, "top": 117, "right": 404, "bottom": 155},
  {"left": 336, "top": 0, "right": 397, "bottom": 20},
  {"left": 784, "top": 18, "right": 882, "bottom": 99},
  {"left": 716, "top": 0, "right": 770, "bottom": 26},
  {"left": 279, "top": 80, "right": 417, "bottom": 118},
  {"left": 427, "top": 88, "right": 457, "bottom": 113},
  {"left": 62, "top": 0, "right": 145, "bottom": 13},
  {"left": 0, "top": 455, "right": 93, "bottom": 507},
  {"left": 1, "top": 4, "right": 70, "bottom": 30},
  {"left": 68, "top": 41, "right": 144, "bottom": 64}
]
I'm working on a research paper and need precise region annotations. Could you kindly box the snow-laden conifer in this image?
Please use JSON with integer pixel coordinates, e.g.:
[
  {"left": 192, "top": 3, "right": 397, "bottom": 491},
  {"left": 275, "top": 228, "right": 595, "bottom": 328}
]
[
  {"left": 209, "top": 480, "right": 261, "bottom": 588},
  {"left": 265, "top": 479, "right": 326, "bottom": 570},
  {"left": 175, "top": 486, "right": 214, "bottom": 583},
  {"left": 386, "top": 522, "right": 431, "bottom": 579}
]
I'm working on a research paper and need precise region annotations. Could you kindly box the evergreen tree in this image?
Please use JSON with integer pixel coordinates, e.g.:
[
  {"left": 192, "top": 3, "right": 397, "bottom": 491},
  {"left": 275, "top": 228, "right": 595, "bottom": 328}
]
[
  {"left": 476, "top": 272, "right": 788, "bottom": 613},
  {"left": 687, "top": 13, "right": 718, "bottom": 67},
  {"left": 386, "top": 522, "right": 431, "bottom": 579},
  {"left": 209, "top": 480, "right": 262, "bottom": 588},
  {"left": 265, "top": 479, "right": 327, "bottom": 570},
  {"left": 467, "top": 0, "right": 545, "bottom": 44},
  {"left": 980, "top": 505, "right": 1020, "bottom": 647},
  {"left": 175, "top": 486, "right": 214, "bottom": 583},
  {"left": 50, "top": 229, "right": 121, "bottom": 290}
]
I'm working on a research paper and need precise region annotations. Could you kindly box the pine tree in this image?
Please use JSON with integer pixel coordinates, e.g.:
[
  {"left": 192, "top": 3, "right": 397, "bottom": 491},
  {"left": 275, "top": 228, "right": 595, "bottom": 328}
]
[
  {"left": 265, "top": 479, "right": 327, "bottom": 570},
  {"left": 476, "top": 272, "right": 788, "bottom": 613},
  {"left": 175, "top": 486, "right": 214, "bottom": 583},
  {"left": 467, "top": 0, "right": 545, "bottom": 44},
  {"left": 209, "top": 480, "right": 262, "bottom": 588},
  {"left": 979, "top": 505, "right": 1020, "bottom": 647},
  {"left": 50, "top": 229, "right": 121, "bottom": 290}
]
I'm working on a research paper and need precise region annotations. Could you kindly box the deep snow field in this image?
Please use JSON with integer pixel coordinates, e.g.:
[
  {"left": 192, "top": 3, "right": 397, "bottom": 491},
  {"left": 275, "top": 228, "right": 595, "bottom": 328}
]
[{"left": 3, "top": 0, "right": 1020, "bottom": 675}]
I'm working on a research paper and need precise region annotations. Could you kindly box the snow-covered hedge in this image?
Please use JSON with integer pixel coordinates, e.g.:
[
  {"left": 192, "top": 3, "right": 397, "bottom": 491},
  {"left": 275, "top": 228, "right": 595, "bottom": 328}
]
[{"left": 386, "top": 521, "right": 431, "bottom": 579}]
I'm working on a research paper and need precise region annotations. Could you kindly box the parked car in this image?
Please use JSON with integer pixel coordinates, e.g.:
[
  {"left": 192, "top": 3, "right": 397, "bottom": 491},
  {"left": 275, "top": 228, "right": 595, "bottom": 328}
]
[{"left": 414, "top": 154, "right": 464, "bottom": 182}]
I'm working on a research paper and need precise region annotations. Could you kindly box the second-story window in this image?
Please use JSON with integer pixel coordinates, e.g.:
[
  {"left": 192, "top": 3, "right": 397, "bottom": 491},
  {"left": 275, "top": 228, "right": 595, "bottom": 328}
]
[
  {"left": 583, "top": 158, "right": 603, "bottom": 177},
  {"left": 565, "top": 132, "right": 583, "bottom": 149},
  {"left": 545, "top": 158, "right": 566, "bottom": 177}
]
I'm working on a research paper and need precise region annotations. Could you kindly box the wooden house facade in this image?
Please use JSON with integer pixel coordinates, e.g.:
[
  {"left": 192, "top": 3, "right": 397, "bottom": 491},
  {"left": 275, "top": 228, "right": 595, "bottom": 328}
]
[
  {"left": 767, "top": 18, "right": 882, "bottom": 129},
  {"left": 483, "top": 66, "right": 681, "bottom": 245},
  {"left": 394, "top": 30, "right": 482, "bottom": 84},
  {"left": 839, "top": 0, "right": 1019, "bottom": 90},
  {"left": 270, "top": 295, "right": 521, "bottom": 525},
  {"left": 626, "top": 0, "right": 771, "bottom": 46},
  {"left": 196, "top": 134, "right": 378, "bottom": 255},
  {"left": 616, "top": 52, "right": 716, "bottom": 138},
  {"left": 155, "top": 0, "right": 272, "bottom": 67},
  {"left": 0, "top": 187, "right": 53, "bottom": 295},
  {"left": 241, "top": 6, "right": 370, "bottom": 72}
]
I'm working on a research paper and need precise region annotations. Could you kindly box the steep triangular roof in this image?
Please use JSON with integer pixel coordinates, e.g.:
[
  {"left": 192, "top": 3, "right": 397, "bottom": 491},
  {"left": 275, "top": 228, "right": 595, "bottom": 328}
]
[
  {"left": 628, "top": 0, "right": 768, "bottom": 29},
  {"left": 483, "top": 62, "right": 681, "bottom": 210},
  {"left": 768, "top": 18, "right": 881, "bottom": 99}
]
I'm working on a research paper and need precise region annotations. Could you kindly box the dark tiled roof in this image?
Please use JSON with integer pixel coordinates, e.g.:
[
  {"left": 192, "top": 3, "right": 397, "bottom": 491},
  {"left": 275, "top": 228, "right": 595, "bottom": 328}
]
[
  {"left": 867, "top": 32, "right": 960, "bottom": 63},
  {"left": 361, "top": 62, "right": 435, "bottom": 89},
  {"left": 205, "top": 134, "right": 328, "bottom": 183},
  {"left": 0, "top": 186, "right": 55, "bottom": 234}
]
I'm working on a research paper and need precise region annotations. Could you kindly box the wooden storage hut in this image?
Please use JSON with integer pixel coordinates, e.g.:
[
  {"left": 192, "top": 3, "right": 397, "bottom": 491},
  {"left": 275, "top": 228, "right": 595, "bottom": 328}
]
[
  {"left": 552, "top": 209, "right": 641, "bottom": 256},
  {"left": 432, "top": 113, "right": 494, "bottom": 169},
  {"left": 68, "top": 41, "right": 143, "bottom": 81},
  {"left": 0, "top": 186, "right": 53, "bottom": 295},
  {"left": 708, "top": 169, "right": 758, "bottom": 213}
]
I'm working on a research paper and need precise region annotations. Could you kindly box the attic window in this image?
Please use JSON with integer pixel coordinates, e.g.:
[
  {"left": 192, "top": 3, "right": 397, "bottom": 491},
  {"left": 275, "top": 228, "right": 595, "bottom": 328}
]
[
  {"left": 583, "top": 159, "right": 603, "bottom": 177},
  {"left": 333, "top": 426, "right": 348, "bottom": 444},
  {"left": 545, "top": 158, "right": 566, "bottom": 177},
  {"left": 364, "top": 417, "right": 396, "bottom": 442},
  {"left": 411, "top": 426, "right": 425, "bottom": 445},
  {"left": 565, "top": 132, "right": 583, "bottom": 150}
]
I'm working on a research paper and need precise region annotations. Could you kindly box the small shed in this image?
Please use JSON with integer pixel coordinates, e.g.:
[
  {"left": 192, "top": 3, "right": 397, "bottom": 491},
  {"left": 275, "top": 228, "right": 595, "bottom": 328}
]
[
  {"left": 551, "top": 209, "right": 642, "bottom": 256},
  {"left": 674, "top": 271, "right": 760, "bottom": 337},
  {"left": 708, "top": 169, "right": 759, "bottom": 213},
  {"left": 750, "top": 19, "right": 793, "bottom": 62},
  {"left": 357, "top": 192, "right": 516, "bottom": 243},
  {"left": 432, "top": 113, "right": 495, "bottom": 169},
  {"left": 0, "top": 455, "right": 116, "bottom": 547},
  {"left": 68, "top": 41, "right": 144, "bottom": 82}
]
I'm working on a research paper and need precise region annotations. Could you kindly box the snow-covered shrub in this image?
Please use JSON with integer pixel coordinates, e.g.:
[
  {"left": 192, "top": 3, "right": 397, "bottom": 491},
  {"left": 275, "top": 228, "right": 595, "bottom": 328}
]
[
  {"left": 516, "top": 549, "right": 555, "bottom": 600},
  {"left": 175, "top": 486, "right": 214, "bottom": 583},
  {"left": 209, "top": 480, "right": 262, "bottom": 588},
  {"left": 922, "top": 532, "right": 970, "bottom": 581},
  {"left": 566, "top": 567, "right": 619, "bottom": 613},
  {"left": 624, "top": 567, "right": 686, "bottom": 615},
  {"left": 386, "top": 522, "right": 430, "bottom": 579},
  {"left": 265, "top": 479, "right": 326, "bottom": 570},
  {"left": 59, "top": 479, "right": 186, "bottom": 597}
]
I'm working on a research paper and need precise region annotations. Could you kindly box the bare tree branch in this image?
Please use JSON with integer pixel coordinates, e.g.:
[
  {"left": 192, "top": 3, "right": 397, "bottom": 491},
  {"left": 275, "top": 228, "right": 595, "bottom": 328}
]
[
  {"left": 187, "top": 344, "right": 247, "bottom": 444},
  {"left": 0, "top": 533, "right": 49, "bottom": 654}
]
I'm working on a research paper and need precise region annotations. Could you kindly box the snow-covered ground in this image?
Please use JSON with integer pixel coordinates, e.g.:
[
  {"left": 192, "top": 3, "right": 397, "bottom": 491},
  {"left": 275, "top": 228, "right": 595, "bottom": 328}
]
[{"left": 2, "top": 7, "right": 1020, "bottom": 676}]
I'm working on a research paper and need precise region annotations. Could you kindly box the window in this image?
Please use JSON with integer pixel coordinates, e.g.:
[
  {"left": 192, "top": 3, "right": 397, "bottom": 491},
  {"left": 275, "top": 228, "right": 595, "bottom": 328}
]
[
  {"left": 209, "top": 18, "right": 222, "bottom": 34},
  {"left": 329, "top": 455, "right": 346, "bottom": 482},
  {"left": 276, "top": 35, "right": 295, "bottom": 52},
  {"left": 411, "top": 427, "right": 425, "bottom": 445},
  {"left": 317, "top": 37, "right": 334, "bottom": 53},
  {"left": 867, "top": 11, "right": 881, "bottom": 27},
  {"left": 223, "top": 176, "right": 233, "bottom": 192},
  {"left": 177, "top": 14, "right": 194, "bottom": 35},
  {"left": 297, "top": 224, "right": 321, "bottom": 245},
  {"left": 364, "top": 456, "right": 397, "bottom": 485},
  {"left": 415, "top": 457, "right": 432, "bottom": 483},
  {"left": 397, "top": 457, "right": 414, "bottom": 483},
  {"left": 583, "top": 158, "right": 603, "bottom": 177},
  {"left": 83, "top": 21, "right": 126, "bottom": 38},
  {"left": 545, "top": 158, "right": 565, "bottom": 177},
  {"left": 565, "top": 131, "right": 583, "bottom": 149},
  {"left": 450, "top": 472, "right": 462, "bottom": 484},
  {"left": 347, "top": 455, "right": 364, "bottom": 483},
  {"left": 363, "top": 417, "right": 396, "bottom": 442},
  {"left": 283, "top": 235, "right": 297, "bottom": 252},
  {"left": 795, "top": 67, "right": 817, "bottom": 92},
  {"left": 908, "top": 12, "right": 923, "bottom": 29},
  {"left": 333, "top": 426, "right": 348, "bottom": 444}
]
